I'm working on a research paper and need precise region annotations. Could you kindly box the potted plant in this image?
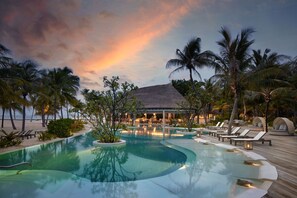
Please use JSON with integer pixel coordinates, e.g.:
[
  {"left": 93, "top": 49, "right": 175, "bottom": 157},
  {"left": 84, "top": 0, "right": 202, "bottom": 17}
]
[{"left": 81, "top": 76, "right": 139, "bottom": 145}]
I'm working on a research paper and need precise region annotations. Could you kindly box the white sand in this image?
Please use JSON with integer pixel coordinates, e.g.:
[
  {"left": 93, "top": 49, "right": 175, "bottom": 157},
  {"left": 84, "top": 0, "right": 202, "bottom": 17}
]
[{"left": 0, "top": 120, "right": 91, "bottom": 154}]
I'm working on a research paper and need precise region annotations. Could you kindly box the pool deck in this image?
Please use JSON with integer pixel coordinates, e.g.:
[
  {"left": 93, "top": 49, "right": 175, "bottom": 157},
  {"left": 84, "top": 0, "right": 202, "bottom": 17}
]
[{"left": 202, "top": 131, "right": 297, "bottom": 198}]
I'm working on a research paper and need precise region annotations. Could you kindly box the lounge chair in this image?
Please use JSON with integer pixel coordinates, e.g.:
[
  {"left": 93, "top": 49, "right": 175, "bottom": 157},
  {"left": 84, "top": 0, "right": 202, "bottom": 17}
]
[
  {"left": 230, "top": 131, "right": 272, "bottom": 146},
  {"left": 216, "top": 127, "right": 241, "bottom": 137},
  {"left": 218, "top": 129, "right": 250, "bottom": 142},
  {"left": 209, "top": 126, "right": 239, "bottom": 137},
  {"left": 17, "top": 130, "right": 35, "bottom": 139},
  {"left": 207, "top": 122, "right": 221, "bottom": 130}
]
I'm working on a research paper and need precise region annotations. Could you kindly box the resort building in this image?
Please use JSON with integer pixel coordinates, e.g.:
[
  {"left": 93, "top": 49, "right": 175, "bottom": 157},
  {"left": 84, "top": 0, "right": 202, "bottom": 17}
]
[{"left": 132, "top": 83, "right": 188, "bottom": 125}]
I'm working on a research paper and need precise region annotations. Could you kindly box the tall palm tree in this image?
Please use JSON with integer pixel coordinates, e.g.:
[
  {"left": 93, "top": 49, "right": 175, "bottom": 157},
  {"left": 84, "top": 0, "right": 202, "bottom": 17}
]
[
  {"left": 46, "top": 67, "right": 80, "bottom": 120},
  {"left": 212, "top": 27, "right": 254, "bottom": 134},
  {"left": 166, "top": 37, "right": 216, "bottom": 84},
  {"left": 14, "top": 60, "right": 40, "bottom": 131},
  {"left": 248, "top": 49, "right": 290, "bottom": 132}
]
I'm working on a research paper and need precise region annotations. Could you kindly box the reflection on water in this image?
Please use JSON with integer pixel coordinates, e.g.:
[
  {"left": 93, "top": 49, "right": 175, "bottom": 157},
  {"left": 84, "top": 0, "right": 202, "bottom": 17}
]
[
  {"left": 0, "top": 136, "right": 265, "bottom": 198},
  {"left": 0, "top": 132, "right": 186, "bottom": 182},
  {"left": 81, "top": 146, "right": 140, "bottom": 182}
]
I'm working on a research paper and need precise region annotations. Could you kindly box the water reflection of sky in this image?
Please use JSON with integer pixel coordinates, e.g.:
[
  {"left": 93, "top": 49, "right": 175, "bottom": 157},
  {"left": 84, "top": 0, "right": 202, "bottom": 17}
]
[{"left": 0, "top": 134, "right": 269, "bottom": 198}]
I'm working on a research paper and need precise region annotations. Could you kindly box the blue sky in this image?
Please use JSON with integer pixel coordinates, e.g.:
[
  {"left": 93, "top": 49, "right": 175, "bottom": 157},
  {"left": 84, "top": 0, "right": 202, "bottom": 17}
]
[{"left": 1, "top": 0, "right": 296, "bottom": 90}]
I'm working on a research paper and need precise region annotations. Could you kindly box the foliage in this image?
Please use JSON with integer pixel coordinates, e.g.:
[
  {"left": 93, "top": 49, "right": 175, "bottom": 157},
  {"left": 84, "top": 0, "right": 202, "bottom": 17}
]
[
  {"left": 71, "top": 119, "right": 85, "bottom": 132},
  {"left": 0, "top": 130, "right": 22, "bottom": 148},
  {"left": 47, "top": 118, "right": 75, "bottom": 138},
  {"left": 38, "top": 131, "right": 56, "bottom": 141},
  {"left": 81, "top": 76, "right": 139, "bottom": 143}
]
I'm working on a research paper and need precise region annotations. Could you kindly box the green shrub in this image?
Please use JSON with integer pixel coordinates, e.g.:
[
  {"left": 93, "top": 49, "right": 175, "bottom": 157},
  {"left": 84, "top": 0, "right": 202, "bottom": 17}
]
[
  {"left": 0, "top": 130, "right": 22, "bottom": 148},
  {"left": 70, "top": 120, "right": 85, "bottom": 132},
  {"left": 47, "top": 119, "right": 74, "bottom": 138},
  {"left": 38, "top": 131, "right": 56, "bottom": 141}
]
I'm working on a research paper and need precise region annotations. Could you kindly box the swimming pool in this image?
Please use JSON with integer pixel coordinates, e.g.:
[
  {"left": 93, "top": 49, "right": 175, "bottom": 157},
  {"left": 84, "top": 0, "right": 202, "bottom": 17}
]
[{"left": 0, "top": 132, "right": 277, "bottom": 198}]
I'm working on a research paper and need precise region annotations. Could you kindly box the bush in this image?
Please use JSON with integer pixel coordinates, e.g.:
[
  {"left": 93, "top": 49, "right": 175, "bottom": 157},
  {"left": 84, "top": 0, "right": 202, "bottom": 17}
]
[
  {"left": 0, "top": 130, "right": 22, "bottom": 148},
  {"left": 47, "top": 119, "right": 74, "bottom": 138},
  {"left": 38, "top": 131, "right": 56, "bottom": 141},
  {"left": 70, "top": 120, "right": 85, "bottom": 132}
]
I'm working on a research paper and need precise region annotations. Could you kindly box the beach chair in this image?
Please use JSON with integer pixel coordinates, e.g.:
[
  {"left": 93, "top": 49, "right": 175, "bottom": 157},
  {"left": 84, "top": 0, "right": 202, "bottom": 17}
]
[
  {"left": 218, "top": 129, "right": 250, "bottom": 142},
  {"left": 216, "top": 127, "right": 241, "bottom": 137},
  {"left": 205, "top": 122, "right": 225, "bottom": 135},
  {"left": 207, "top": 122, "right": 221, "bottom": 130},
  {"left": 208, "top": 126, "right": 239, "bottom": 137},
  {"left": 17, "top": 130, "right": 34, "bottom": 139},
  {"left": 230, "top": 131, "right": 272, "bottom": 146}
]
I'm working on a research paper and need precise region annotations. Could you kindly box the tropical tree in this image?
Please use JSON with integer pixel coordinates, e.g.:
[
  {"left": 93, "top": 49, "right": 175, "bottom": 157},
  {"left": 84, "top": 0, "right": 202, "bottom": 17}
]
[
  {"left": 81, "top": 76, "right": 138, "bottom": 143},
  {"left": 0, "top": 44, "right": 15, "bottom": 125},
  {"left": 166, "top": 37, "right": 216, "bottom": 91},
  {"left": 14, "top": 60, "right": 40, "bottom": 131},
  {"left": 46, "top": 67, "right": 80, "bottom": 120},
  {"left": 0, "top": 44, "right": 12, "bottom": 68},
  {"left": 212, "top": 27, "right": 255, "bottom": 134},
  {"left": 247, "top": 49, "right": 290, "bottom": 132}
]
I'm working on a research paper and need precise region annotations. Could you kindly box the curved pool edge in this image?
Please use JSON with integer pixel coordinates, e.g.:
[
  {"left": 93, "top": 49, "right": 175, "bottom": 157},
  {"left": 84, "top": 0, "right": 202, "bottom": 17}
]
[{"left": 194, "top": 137, "right": 278, "bottom": 196}]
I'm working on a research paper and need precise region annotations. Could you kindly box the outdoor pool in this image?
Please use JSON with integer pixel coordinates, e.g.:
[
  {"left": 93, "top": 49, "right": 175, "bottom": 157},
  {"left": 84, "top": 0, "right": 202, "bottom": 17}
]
[{"left": 0, "top": 131, "right": 277, "bottom": 198}]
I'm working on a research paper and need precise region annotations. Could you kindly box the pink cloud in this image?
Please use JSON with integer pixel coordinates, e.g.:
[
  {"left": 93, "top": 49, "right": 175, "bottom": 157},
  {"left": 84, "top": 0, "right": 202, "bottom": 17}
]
[{"left": 0, "top": 0, "right": 202, "bottom": 89}]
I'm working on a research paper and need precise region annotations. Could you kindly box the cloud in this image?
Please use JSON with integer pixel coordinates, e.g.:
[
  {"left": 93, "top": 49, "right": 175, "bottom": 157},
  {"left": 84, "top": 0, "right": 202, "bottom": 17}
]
[{"left": 0, "top": 0, "right": 202, "bottom": 89}]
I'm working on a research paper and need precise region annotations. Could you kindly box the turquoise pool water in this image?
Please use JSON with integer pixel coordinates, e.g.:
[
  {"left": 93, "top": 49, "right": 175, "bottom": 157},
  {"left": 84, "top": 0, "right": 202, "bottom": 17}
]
[
  {"left": 0, "top": 133, "right": 186, "bottom": 182},
  {"left": 0, "top": 132, "right": 274, "bottom": 198}
]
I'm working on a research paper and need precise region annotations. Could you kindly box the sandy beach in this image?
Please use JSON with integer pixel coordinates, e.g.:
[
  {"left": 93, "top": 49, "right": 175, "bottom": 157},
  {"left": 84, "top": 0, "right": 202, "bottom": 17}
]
[{"left": 0, "top": 119, "right": 91, "bottom": 154}]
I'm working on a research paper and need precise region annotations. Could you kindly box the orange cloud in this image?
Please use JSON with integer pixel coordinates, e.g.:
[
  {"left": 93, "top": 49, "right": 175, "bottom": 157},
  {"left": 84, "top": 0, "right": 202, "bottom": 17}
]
[{"left": 79, "top": 0, "right": 201, "bottom": 74}]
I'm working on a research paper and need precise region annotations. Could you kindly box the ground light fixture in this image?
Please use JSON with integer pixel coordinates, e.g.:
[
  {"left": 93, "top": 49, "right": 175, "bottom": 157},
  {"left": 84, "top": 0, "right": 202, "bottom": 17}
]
[
  {"left": 236, "top": 179, "right": 254, "bottom": 188},
  {"left": 244, "top": 141, "right": 253, "bottom": 150}
]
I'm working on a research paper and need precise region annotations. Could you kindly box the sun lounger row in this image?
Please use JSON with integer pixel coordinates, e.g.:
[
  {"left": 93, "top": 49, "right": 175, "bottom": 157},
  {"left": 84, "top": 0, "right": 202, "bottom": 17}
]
[
  {"left": 216, "top": 129, "right": 272, "bottom": 146},
  {"left": 208, "top": 126, "right": 240, "bottom": 137},
  {"left": 218, "top": 129, "right": 250, "bottom": 142}
]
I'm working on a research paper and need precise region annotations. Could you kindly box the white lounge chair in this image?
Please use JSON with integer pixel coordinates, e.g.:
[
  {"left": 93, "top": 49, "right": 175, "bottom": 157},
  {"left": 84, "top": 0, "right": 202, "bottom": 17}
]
[
  {"left": 208, "top": 126, "right": 240, "bottom": 137},
  {"left": 218, "top": 129, "right": 250, "bottom": 142},
  {"left": 215, "top": 127, "right": 241, "bottom": 137},
  {"left": 230, "top": 131, "right": 272, "bottom": 146}
]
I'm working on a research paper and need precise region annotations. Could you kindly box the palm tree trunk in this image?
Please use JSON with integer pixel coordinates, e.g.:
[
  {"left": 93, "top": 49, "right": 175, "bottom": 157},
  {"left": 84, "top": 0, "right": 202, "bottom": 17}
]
[
  {"left": 60, "top": 106, "right": 63, "bottom": 119},
  {"left": 22, "top": 106, "right": 26, "bottom": 131},
  {"left": 41, "top": 105, "right": 45, "bottom": 127},
  {"left": 265, "top": 100, "right": 270, "bottom": 133},
  {"left": 243, "top": 98, "right": 247, "bottom": 121},
  {"left": 9, "top": 108, "right": 16, "bottom": 130},
  {"left": 228, "top": 93, "right": 238, "bottom": 134},
  {"left": 1, "top": 107, "right": 5, "bottom": 128},
  {"left": 30, "top": 107, "right": 34, "bottom": 122},
  {"left": 66, "top": 103, "right": 69, "bottom": 119}
]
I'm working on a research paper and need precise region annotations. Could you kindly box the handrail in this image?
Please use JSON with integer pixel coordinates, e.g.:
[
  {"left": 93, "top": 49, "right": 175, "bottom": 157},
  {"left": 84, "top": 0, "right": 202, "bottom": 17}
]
[{"left": 0, "top": 162, "right": 32, "bottom": 169}]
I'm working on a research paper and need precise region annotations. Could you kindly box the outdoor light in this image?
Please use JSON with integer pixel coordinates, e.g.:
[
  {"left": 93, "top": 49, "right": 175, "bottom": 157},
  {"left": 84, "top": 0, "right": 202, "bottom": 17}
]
[
  {"left": 226, "top": 148, "right": 237, "bottom": 152},
  {"left": 244, "top": 160, "right": 262, "bottom": 166},
  {"left": 236, "top": 179, "right": 254, "bottom": 188},
  {"left": 244, "top": 141, "right": 253, "bottom": 150}
]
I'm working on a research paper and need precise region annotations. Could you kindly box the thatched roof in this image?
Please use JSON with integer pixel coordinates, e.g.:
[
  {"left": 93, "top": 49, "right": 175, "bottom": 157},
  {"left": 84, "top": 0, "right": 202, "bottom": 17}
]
[{"left": 132, "top": 83, "right": 187, "bottom": 111}]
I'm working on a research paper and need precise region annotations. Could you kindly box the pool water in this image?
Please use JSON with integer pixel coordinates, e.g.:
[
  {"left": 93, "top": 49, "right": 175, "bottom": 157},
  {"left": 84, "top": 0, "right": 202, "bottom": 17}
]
[
  {"left": 0, "top": 133, "right": 186, "bottom": 182},
  {"left": 0, "top": 132, "right": 275, "bottom": 198}
]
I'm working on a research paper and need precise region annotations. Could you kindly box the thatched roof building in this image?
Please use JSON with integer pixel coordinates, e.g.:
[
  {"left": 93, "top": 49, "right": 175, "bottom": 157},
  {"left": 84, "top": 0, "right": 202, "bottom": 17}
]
[{"left": 132, "top": 83, "right": 187, "bottom": 112}]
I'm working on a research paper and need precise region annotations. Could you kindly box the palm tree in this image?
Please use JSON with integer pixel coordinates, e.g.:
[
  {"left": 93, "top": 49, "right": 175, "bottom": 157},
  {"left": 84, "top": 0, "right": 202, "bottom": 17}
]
[
  {"left": 247, "top": 49, "right": 290, "bottom": 132},
  {"left": 0, "top": 44, "right": 12, "bottom": 68},
  {"left": 46, "top": 67, "right": 80, "bottom": 120},
  {"left": 212, "top": 27, "right": 254, "bottom": 134},
  {"left": 166, "top": 37, "right": 216, "bottom": 84},
  {"left": 14, "top": 60, "right": 40, "bottom": 131}
]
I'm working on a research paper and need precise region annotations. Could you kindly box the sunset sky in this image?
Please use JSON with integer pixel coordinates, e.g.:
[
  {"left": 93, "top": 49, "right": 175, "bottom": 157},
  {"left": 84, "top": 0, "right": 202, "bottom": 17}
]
[{"left": 1, "top": 0, "right": 297, "bottom": 90}]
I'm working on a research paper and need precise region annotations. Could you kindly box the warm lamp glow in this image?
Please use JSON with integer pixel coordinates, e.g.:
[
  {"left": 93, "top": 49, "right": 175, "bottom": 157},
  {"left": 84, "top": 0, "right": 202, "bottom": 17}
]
[
  {"left": 244, "top": 141, "right": 253, "bottom": 150},
  {"left": 237, "top": 179, "right": 254, "bottom": 188}
]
